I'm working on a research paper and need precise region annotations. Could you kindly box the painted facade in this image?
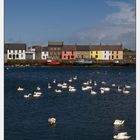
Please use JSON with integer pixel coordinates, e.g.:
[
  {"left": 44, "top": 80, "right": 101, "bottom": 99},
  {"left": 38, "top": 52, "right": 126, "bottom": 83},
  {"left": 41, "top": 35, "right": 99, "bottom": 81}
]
[
  {"left": 76, "top": 45, "right": 90, "bottom": 59},
  {"left": 41, "top": 47, "right": 49, "bottom": 60},
  {"left": 61, "top": 45, "right": 76, "bottom": 60},
  {"left": 5, "top": 43, "right": 26, "bottom": 60}
]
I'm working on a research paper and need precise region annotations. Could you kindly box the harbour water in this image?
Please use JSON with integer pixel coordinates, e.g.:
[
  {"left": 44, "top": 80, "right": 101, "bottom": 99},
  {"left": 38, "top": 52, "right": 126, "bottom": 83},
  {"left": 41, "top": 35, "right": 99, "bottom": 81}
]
[{"left": 5, "top": 66, "right": 136, "bottom": 140}]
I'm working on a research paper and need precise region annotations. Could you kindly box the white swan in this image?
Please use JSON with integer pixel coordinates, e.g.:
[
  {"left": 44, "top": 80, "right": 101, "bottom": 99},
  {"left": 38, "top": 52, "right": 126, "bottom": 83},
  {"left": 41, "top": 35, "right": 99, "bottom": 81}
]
[
  {"left": 55, "top": 89, "right": 62, "bottom": 93},
  {"left": 114, "top": 132, "right": 131, "bottom": 139},
  {"left": 94, "top": 81, "right": 97, "bottom": 86},
  {"left": 125, "top": 85, "right": 131, "bottom": 89},
  {"left": 100, "top": 89, "right": 104, "bottom": 94},
  {"left": 17, "top": 87, "right": 24, "bottom": 91},
  {"left": 69, "top": 88, "right": 76, "bottom": 92},
  {"left": 112, "top": 84, "right": 116, "bottom": 87},
  {"left": 90, "top": 90, "right": 97, "bottom": 95},
  {"left": 24, "top": 93, "right": 32, "bottom": 98},
  {"left": 48, "top": 83, "right": 51, "bottom": 89},
  {"left": 100, "top": 87, "right": 110, "bottom": 91},
  {"left": 113, "top": 120, "right": 125, "bottom": 126},
  {"left": 73, "top": 76, "right": 77, "bottom": 80},
  {"left": 36, "top": 86, "right": 41, "bottom": 91},
  {"left": 118, "top": 86, "right": 122, "bottom": 92},
  {"left": 123, "top": 88, "right": 130, "bottom": 94},
  {"left": 48, "top": 117, "right": 56, "bottom": 125},
  {"left": 68, "top": 79, "right": 72, "bottom": 82}
]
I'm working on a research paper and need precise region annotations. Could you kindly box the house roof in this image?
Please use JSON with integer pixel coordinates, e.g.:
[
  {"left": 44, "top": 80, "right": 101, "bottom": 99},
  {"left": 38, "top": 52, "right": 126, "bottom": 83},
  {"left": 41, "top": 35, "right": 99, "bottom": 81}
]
[
  {"left": 42, "top": 47, "right": 48, "bottom": 51},
  {"left": 62, "top": 45, "right": 76, "bottom": 51},
  {"left": 76, "top": 45, "right": 90, "bottom": 51},
  {"left": 90, "top": 44, "right": 123, "bottom": 51},
  {"left": 4, "top": 43, "right": 26, "bottom": 52},
  {"left": 48, "top": 41, "right": 64, "bottom": 46}
]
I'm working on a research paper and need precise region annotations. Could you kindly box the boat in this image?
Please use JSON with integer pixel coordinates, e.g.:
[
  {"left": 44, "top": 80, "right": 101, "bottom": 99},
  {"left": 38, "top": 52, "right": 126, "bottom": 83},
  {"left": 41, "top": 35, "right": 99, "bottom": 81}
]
[
  {"left": 75, "top": 59, "right": 93, "bottom": 65},
  {"left": 46, "top": 59, "right": 61, "bottom": 65}
]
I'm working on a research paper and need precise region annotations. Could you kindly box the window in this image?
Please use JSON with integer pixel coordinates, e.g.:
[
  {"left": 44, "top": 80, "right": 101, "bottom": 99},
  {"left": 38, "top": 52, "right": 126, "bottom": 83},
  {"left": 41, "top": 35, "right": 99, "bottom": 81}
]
[
  {"left": 64, "top": 56, "right": 66, "bottom": 58},
  {"left": 116, "top": 51, "right": 118, "bottom": 54},
  {"left": 96, "top": 51, "right": 98, "bottom": 54},
  {"left": 65, "top": 51, "right": 66, "bottom": 54},
  {"left": 17, "top": 50, "right": 19, "bottom": 53},
  {"left": 112, "top": 51, "right": 114, "bottom": 54},
  {"left": 72, "top": 51, "right": 73, "bottom": 54},
  {"left": 13, "top": 50, "right": 15, "bottom": 53},
  {"left": 109, "top": 51, "right": 110, "bottom": 53},
  {"left": 105, "top": 51, "right": 106, "bottom": 53},
  {"left": 21, "top": 50, "right": 23, "bottom": 53},
  {"left": 95, "top": 55, "right": 98, "bottom": 58},
  {"left": 116, "top": 55, "right": 118, "bottom": 59},
  {"left": 21, "top": 54, "right": 23, "bottom": 58},
  {"left": 71, "top": 55, "right": 74, "bottom": 59},
  {"left": 104, "top": 55, "right": 106, "bottom": 58},
  {"left": 16, "top": 54, "right": 19, "bottom": 58},
  {"left": 91, "top": 51, "right": 93, "bottom": 54},
  {"left": 112, "top": 56, "right": 114, "bottom": 59},
  {"left": 43, "top": 56, "right": 45, "bottom": 58},
  {"left": 9, "top": 54, "right": 12, "bottom": 58},
  {"left": 91, "top": 56, "right": 93, "bottom": 58},
  {"left": 9, "top": 50, "right": 11, "bottom": 53}
]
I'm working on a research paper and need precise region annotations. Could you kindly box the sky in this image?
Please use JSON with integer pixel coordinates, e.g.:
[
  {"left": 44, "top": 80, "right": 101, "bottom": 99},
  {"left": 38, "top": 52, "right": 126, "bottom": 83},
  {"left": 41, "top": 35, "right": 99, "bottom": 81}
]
[{"left": 5, "top": 0, "right": 136, "bottom": 49}]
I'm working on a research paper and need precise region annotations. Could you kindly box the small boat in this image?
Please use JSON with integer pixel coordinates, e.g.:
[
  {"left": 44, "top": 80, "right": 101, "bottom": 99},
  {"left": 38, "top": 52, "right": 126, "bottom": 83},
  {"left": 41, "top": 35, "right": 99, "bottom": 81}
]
[
  {"left": 48, "top": 117, "right": 56, "bottom": 125},
  {"left": 46, "top": 59, "right": 60, "bottom": 65},
  {"left": 113, "top": 120, "right": 125, "bottom": 126},
  {"left": 17, "top": 87, "right": 24, "bottom": 91}
]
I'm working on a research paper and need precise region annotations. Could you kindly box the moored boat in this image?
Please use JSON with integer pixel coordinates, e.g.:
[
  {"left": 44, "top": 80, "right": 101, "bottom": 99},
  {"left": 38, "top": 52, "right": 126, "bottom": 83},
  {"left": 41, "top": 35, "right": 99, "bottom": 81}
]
[{"left": 75, "top": 59, "right": 93, "bottom": 65}]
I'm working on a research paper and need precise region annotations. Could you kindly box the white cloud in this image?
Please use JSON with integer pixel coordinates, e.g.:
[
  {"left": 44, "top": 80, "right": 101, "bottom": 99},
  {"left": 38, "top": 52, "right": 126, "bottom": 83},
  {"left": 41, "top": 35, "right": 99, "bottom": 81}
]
[{"left": 70, "top": 1, "right": 135, "bottom": 49}]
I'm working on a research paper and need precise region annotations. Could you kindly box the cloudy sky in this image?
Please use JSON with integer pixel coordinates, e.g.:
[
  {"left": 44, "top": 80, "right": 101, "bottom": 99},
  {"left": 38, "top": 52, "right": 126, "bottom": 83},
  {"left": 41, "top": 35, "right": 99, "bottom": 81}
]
[{"left": 5, "top": 0, "right": 135, "bottom": 49}]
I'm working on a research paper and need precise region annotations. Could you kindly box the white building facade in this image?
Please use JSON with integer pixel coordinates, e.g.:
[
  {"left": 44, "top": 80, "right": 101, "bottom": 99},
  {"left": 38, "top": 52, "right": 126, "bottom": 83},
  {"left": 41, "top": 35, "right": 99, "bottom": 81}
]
[{"left": 41, "top": 47, "right": 49, "bottom": 60}]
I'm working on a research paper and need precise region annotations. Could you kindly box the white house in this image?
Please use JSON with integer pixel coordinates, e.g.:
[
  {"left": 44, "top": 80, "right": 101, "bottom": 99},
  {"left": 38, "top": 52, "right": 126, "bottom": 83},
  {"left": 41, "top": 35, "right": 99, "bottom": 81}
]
[
  {"left": 102, "top": 51, "right": 112, "bottom": 60},
  {"left": 5, "top": 43, "right": 26, "bottom": 60},
  {"left": 41, "top": 47, "right": 49, "bottom": 60}
]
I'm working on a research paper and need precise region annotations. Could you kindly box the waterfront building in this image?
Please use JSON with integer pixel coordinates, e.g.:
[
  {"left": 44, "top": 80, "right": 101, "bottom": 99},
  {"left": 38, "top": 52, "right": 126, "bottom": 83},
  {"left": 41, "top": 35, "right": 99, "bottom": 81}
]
[
  {"left": 32, "top": 45, "right": 42, "bottom": 60},
  {"left": 4, "top": 43, "right": 26, "bottom": 60},
  {"left": 76, "top": 45, "right": 90, "bottom": 59},
  {"left": 41, "top": 47, "right": 49, "bottom": 60},
  {"left": 123, "top": 51, "right": 136, "bottom": 63},
  {"left": 61, "top": 45, "right": 76, "bottom": 60},
  {"left": 90, "top": 44, "right": 123, "bottom": 60},
  {"left": 48, "top": 41, "right": 63, "bottom": 60}
]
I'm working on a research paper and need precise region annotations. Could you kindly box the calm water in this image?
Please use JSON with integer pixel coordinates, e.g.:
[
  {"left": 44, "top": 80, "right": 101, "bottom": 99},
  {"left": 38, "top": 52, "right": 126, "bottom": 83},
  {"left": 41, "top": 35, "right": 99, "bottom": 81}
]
[{"left": 5, "top": 66, "right": 136, "bottom": 140}]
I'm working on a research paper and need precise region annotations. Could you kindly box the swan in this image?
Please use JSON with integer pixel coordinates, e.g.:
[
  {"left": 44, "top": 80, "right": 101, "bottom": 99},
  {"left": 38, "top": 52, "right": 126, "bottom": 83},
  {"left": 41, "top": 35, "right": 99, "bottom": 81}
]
[
  {"left": 73, "top": 76, "right": 77, "bottom": 80},
  {"left": 24, "top": 93, "right": 32, "bottom": 98},
  {"left": 118, "top": 86, "right": 122, "bottom": 92},
  {"left": 17, "top": 87, "right": 24, "bottom": 91},
  {"left": 48, "top": 83, "right": 51, "bottom": 89},
  {"left": 114, "top": 132, "right": 131, "bottom": 139},
  {"left": 83, "top": 82, "right": 89, "bottom": 85},
  {"left": 123, "top": 88, "right": 130, "bottom": 94},
  {"left": 55, "top": 89, "right": 62, "bottom": 93},
  {"left": 112, "top": 84, "right": 116, "bottom": 87},
  {"left": 100, "top": 87, "right": 110, "bottom": 91},
  {"left": 90, "top": 90, "right": 96, "bottom": 95},
  {"left": 125, "top": 85, "right": 131, "bottom": 89},
  {"left": 100, "top": 89, "right": 104, "bottom": 94},
  {"left": 68, "top": 79, "right": 72, "bottom": 82},
  {"left": 101, "top": 81, "right": 106, "bottom": 85},
  {"left": 89, "top": 80, "right": 92, "bottom": 84},
  {"left": 94, "top": 81, "right": 97, "bottom": 86},
  {"left": 36, "top": 86, "right": 41, "bottom": 91},
  {"left": 69, "top": 88, "right": 76, "bottom": 92},
  {"left": 48, "top": 117, "right": 56, "bottom": 125},
  {"left": 57, "top": 83, "right": 63, "bottom": 87},
  {"left": 113, "top": 120, "right": 125, "bottom": 126},
  {"left": 53, "top": 79, "right": 56, "bottom": 83}
]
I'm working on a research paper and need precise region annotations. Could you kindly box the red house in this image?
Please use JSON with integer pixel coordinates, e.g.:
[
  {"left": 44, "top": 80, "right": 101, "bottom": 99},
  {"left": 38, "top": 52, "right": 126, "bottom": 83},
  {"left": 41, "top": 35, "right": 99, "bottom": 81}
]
[{"left": 61, "top": 45, "right": 76, "bottom": 60}]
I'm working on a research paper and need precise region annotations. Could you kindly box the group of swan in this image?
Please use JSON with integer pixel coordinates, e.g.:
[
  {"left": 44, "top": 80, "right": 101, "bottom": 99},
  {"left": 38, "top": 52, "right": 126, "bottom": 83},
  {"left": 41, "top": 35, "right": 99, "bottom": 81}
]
[{"left": 113, "top": 120, "right": 131, "bottom": 139}]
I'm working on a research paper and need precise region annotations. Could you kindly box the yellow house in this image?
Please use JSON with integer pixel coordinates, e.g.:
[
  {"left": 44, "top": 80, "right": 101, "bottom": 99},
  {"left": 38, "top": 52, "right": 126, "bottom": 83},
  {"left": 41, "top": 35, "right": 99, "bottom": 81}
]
[{"left": 90, "top": 44, "right": 123, "bottom": 60}]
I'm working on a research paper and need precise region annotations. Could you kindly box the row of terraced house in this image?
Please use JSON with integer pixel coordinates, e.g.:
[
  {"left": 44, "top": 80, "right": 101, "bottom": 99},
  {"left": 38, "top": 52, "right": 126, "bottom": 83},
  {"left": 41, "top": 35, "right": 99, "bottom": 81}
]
[{"left": 4, "top": 41, "right": 123, "bottom": 63}]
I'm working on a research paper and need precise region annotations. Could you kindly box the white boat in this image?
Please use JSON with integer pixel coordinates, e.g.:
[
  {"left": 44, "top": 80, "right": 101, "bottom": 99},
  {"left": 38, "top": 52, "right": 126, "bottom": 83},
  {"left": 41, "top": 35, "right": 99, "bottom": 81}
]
[
  {"left": 17, "top": 87, "right": 24, "bottom": 91},
  {"left": 48, "top": 117, "right": 56, "bottom": 125},
  {"left": 113, "top": 120, "right": 125, "bottom": 125}
]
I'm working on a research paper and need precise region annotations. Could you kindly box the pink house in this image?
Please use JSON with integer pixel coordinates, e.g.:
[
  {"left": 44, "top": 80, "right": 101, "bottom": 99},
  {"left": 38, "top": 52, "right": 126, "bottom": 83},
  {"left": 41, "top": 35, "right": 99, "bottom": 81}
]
[{"left": 61, "top": 45, "right": 76, "bottom": 60}]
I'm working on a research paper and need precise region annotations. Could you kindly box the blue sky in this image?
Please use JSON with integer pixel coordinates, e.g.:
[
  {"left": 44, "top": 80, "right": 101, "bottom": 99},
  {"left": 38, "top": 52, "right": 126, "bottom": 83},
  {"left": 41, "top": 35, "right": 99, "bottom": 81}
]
[{"left": 5, "top": 0, "right": 135, "bottom": 49}]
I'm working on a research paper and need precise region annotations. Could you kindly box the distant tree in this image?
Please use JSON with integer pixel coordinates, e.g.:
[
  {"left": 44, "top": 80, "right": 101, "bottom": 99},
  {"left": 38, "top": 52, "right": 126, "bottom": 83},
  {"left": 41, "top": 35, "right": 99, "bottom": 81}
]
[{"left": 123, "top": 48, "right": 133, "bottom": 52}]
